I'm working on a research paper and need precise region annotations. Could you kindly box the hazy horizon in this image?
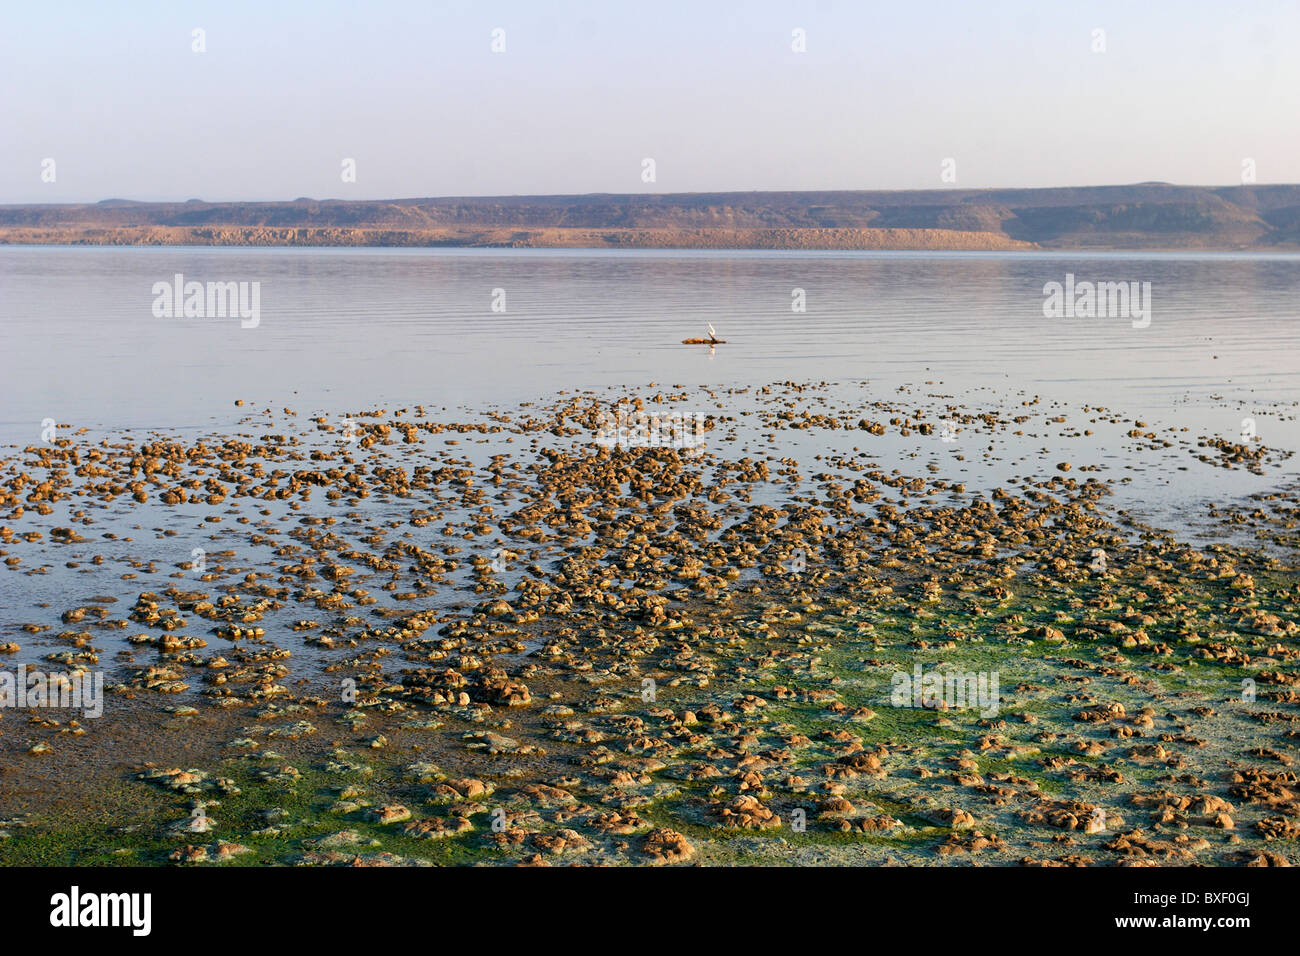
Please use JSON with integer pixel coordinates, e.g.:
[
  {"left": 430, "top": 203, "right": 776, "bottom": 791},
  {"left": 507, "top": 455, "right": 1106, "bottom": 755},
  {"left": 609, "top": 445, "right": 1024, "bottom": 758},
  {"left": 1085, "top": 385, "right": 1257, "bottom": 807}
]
[
  {"left": 4, "top": 0, "right": 1299, "bottom": 204},
  {"left": 9, "top": 179, "right": 1300, "bottom": 209}
]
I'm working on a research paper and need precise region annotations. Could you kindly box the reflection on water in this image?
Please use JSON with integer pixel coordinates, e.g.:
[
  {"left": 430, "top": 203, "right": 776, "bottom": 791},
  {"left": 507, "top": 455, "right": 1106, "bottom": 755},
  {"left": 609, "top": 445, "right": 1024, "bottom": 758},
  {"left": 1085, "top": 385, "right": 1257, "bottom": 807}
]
[
  {"left": 0, "top": 247, "right": 1298, "bottom": 671},
  {"left": 2, "top": 246, "right": 1298, "bottom": 454}
]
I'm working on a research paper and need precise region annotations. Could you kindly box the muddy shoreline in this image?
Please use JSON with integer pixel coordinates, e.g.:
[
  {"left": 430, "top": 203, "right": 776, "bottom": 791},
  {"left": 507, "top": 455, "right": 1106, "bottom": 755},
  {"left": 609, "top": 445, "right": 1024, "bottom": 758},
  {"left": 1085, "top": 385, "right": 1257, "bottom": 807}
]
[{"left": 0, "top": 383, "right": 1296, "bottom": 866}]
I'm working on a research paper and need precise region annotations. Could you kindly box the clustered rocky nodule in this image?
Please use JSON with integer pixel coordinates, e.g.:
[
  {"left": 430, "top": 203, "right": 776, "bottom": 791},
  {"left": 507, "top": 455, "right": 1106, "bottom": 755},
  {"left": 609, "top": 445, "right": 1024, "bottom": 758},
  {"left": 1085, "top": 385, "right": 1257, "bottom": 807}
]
[{"left": 0, "top": 384, "right": 1296, "bottom": 867}]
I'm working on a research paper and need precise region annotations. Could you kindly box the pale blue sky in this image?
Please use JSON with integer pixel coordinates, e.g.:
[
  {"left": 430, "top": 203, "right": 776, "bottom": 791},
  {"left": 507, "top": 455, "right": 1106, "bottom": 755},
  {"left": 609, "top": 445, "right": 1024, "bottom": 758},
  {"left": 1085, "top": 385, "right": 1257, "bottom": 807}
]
[{"left": 3, "top": 0, "right": 1297, "bottom": 202}]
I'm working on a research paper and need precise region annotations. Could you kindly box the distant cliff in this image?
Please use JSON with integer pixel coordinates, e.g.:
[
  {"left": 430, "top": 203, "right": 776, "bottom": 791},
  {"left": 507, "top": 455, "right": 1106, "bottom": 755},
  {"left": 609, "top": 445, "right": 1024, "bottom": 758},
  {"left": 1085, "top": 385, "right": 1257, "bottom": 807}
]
[{"left": 4, "top": 184, "right": 1300, "bottom": 250}]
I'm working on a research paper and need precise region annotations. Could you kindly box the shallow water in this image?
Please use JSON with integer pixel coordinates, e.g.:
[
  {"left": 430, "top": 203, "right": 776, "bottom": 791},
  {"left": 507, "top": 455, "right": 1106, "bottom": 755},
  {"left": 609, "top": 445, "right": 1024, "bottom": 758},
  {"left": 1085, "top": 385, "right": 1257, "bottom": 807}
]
[
  {"left": 1, "top": 249, "right": 1298, "bottom": 870},
  {"left": 3, "top": 246, "right": 1298, "bottom": 517},
  {"left": 2, "top": 247, "right": 1298, "bottom": 427}
]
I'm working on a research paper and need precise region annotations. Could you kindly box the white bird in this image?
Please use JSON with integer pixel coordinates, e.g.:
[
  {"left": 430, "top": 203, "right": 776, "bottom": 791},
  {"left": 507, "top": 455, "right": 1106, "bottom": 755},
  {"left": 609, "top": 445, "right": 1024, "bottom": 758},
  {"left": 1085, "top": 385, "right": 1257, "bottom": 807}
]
[{"left": 707, "top": 322, "right": 718, "bottom": 340}]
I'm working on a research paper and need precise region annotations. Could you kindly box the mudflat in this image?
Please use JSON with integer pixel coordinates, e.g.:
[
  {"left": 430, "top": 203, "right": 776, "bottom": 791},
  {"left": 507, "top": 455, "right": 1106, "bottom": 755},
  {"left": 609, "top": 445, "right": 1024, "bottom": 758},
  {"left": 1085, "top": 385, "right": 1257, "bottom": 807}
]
[{"left": 0, "top": 382, "right": 1295, "bottom": 866}]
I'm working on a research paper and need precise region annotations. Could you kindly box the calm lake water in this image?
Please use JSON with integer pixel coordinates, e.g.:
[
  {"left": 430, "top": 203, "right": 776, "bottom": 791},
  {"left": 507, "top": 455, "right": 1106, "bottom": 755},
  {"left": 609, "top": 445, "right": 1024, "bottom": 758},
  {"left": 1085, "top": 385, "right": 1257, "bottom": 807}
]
[
  {"left": 2, "top": 246, "right": 1299, "bottom": 434},
  {"left": 2, "top": 246, "right": 1299, "bottom": 509},
  {"left": 1, "top": 246, "right": 1298, "bottom": 670}
]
